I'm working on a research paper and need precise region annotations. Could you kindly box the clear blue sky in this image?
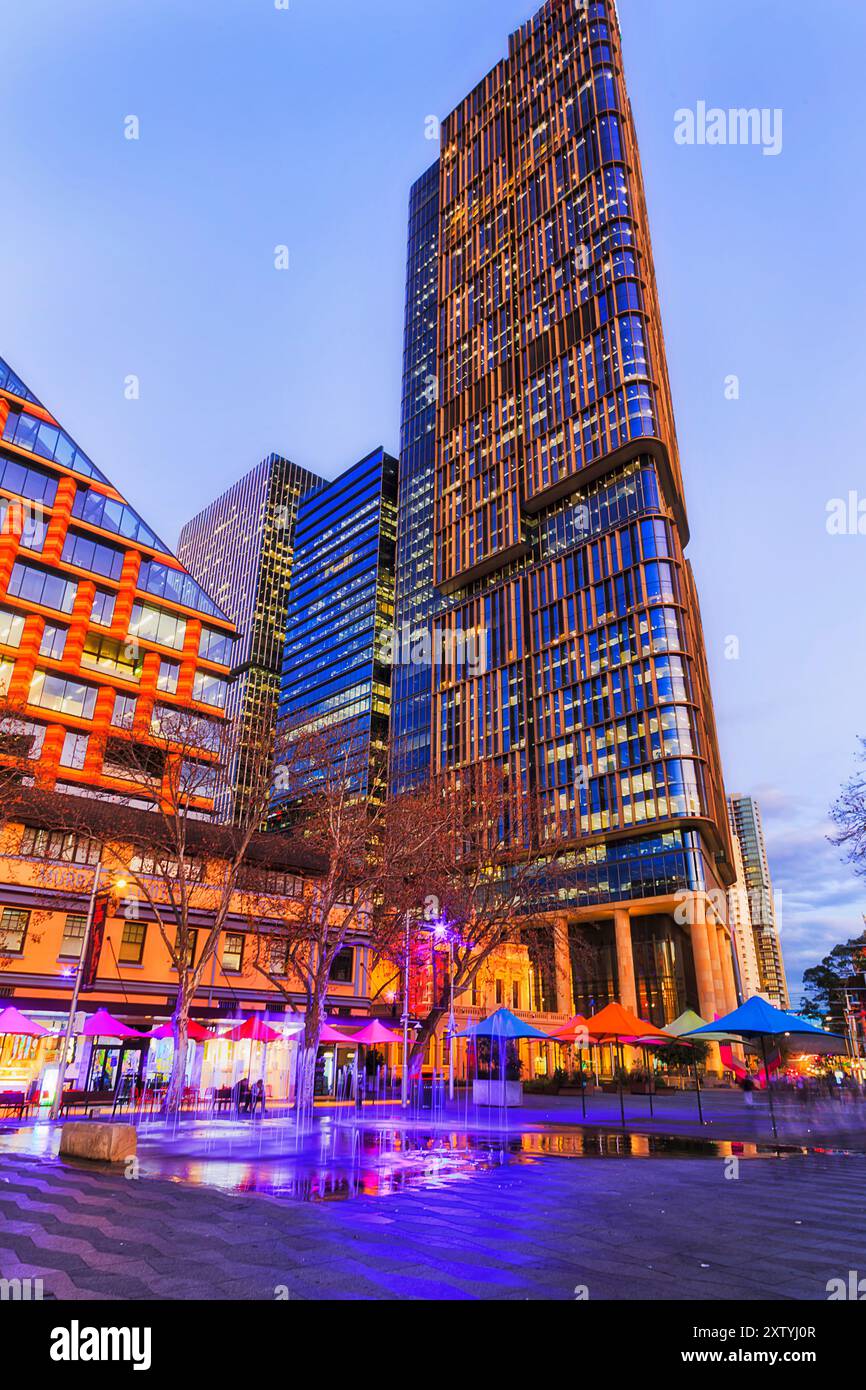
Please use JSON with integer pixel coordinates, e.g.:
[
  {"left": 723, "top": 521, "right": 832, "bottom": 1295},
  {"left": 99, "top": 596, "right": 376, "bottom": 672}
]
[{"left": 2, "top": 0, "right": 865, "bottom": 999}]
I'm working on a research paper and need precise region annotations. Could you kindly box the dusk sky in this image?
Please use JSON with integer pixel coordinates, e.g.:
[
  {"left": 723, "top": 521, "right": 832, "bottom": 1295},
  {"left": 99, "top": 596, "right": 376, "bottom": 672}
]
[{"left": 2, "top": 0, "right": 864, "bottom": 997}]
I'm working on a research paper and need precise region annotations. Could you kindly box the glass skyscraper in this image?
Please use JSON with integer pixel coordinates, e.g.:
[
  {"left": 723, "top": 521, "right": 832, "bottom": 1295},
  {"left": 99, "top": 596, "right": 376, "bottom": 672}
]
[
  {"left": 389, "top": 162, "right": 441, "bottom": 796},
  {"left": 396, "top": 0, "right": 739, "bottom": 1026},
  {"left": 178, "top": 454, "right": 324, "bottom": 822},
  {"left": 270, "top": 447, "right": 398, "bottom": 818}
]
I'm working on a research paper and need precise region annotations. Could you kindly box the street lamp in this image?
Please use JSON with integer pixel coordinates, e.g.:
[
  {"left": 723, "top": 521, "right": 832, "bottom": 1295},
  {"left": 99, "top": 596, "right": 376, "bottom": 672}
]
[{"left": 48, "top": 856, "right": 126, "bottom": 1121}]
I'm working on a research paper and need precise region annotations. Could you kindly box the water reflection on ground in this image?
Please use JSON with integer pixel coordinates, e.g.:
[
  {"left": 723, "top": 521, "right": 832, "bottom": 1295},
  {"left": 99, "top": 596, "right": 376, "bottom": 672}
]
[{"left": 0, "top": 1115, "right": 829, "bottom": 1203}]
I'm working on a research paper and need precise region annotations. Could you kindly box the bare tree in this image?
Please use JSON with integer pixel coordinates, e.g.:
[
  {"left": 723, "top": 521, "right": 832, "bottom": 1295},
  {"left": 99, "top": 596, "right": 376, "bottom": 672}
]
[
  {"left": 246, "top": 725, "right": 448, "bottom": 1110},
  {"left": 403, "top": 763, "right": 572, "bottom": 1064},
  {"left": 71, "top": 702, "right": 295, "bottom": 1113},
  {"left": 831, "top": 738, "right": 866, "bottom": 874}
]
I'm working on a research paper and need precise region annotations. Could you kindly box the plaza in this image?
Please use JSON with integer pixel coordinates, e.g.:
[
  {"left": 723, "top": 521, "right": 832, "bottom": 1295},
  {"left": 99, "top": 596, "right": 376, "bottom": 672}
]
[{"left": 1, "top": 1099, "right": 864, "bottom": 1301}]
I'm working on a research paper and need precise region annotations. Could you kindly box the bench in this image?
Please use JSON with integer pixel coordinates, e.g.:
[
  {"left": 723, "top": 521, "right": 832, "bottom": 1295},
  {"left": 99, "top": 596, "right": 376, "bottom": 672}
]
[
  {"left": 0, "top": 1090, "right": 29, "bottom": 1119},
  {"left": 59, "top": 1089, "right": 115, "bottom": 1117}
]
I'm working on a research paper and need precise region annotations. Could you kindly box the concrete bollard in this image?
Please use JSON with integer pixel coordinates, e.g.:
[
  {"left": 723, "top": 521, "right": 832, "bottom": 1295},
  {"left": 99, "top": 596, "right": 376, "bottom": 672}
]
[{"left": 59, "top": 1122, "right": 137, "bottom": 1164}]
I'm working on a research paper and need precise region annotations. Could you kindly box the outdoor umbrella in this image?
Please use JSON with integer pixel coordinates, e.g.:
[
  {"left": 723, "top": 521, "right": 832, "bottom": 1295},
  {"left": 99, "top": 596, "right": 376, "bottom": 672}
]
[
  {"left": 0, "top": 1005, "right": 52, "bottom": 1038},
  {"left": 222, "top": 1016, "right": 287, "bottom": 1115},
  {"left": 586, "top": 1002, "right": 671, "bottom": 1130},
  {"left": 349, "top": 1019, "right": 401, "bottom": 1046},
  {"left": 0, "top": 1006, "right": 52, "bottom": 1107},
  {"left": 222, "top": 1016, "right": 284, "bottom": 1043},
  {"left": 551, "top": 1014, "right": 591, "bottom": 1118},
  {"left": 339, "top": 1020, "right": 400, "bottom": 1109},
  {"left": 457, "top": 1007, "right": 552, "bottom": 1040},
  {"left": 662, "top": 1008, "right": 740, "bottom": 1124},
  {"left": 458, "top": 1007, "right": 552, "bottom": 1099},
  {"left": 79, "top": 1009, "right": 145, "bottom": 1039},
  {"left": 684, "top": 997, "right": 845, "bottom": 1141},
  {"left": 147, "top": 1021, "right": 213, "bottom": 1042},
  {"left": 319, "top": 1022, "right": 353, "bottom": 1042}
]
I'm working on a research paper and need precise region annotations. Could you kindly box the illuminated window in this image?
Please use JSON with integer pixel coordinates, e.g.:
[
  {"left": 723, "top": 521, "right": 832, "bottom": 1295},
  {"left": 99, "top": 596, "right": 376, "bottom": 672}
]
[
  {"left": 119, "top": 921, "right": 147, "bottom": 965},
  {"left": 28, "top": 670, "right": 98, "bottom": 720},
  {"left": 60, "top": 913, "right": 87, "bottom": 958},
  {"left": 222, "top": 933, "right": 244, "bottom": 973},
  {"left": 0, "top": 907, "right": 29, "bottom": 954}
]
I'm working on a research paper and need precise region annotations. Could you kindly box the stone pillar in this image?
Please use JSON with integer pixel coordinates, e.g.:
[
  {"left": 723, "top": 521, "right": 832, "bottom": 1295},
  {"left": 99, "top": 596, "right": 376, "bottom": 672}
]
[
  {"left": 553, "top": 917, "right": 573, "bottom": 1016},
  {"left": 706, "top": 913, "right": 726, "bottom": 1014},
  {"left": 614, "top": 909, "right": 637, "bottom": 1013},
  {"left": 718, "top": 928, "right": 739, "bottom": 1012},
  {"left": 689, "top": 914, "right": 717, "bottom": 1022}
]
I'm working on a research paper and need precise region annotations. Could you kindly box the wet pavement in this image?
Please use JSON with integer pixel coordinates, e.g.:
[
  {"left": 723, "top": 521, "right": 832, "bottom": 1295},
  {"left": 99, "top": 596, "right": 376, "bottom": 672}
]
[{"left": 0, "top": 1139, "right": 863, "bottom": 1299}]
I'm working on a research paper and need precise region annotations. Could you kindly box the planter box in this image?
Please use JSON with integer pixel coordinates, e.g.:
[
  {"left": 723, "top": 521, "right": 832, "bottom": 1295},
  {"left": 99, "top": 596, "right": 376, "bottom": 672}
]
[{"left": 473, "top": 1079, "right": 523, "bottom": 1108}]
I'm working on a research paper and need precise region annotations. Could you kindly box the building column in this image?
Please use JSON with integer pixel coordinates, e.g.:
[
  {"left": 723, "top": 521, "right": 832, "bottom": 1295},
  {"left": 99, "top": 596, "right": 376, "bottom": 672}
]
[
  {"left": 718, "top": 927, "right": 739, "bottom": 1013},
  {"left": 689, "top": 914, "right": 717, "bottom": 1022},
  {"left": 553, "top": 917, "right": 573, "bottom": 1016},
  {"left": 706, "top": 914, "right": 727, "bottom": 1016},
  {"left": 614, "top": 909, "right": 637, "bottom": 1014}
]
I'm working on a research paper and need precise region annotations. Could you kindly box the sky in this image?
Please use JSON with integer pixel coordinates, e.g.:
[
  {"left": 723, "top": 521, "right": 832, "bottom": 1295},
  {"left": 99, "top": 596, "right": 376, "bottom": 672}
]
[{"left": 1, "top": 0, "right": 865, "bottom": 999}]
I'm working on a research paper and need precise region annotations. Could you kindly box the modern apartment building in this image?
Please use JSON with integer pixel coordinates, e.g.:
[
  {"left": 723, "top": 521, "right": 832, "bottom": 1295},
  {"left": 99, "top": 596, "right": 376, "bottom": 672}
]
[
  {"left": 728, "top": 793, "right": 789, "bottom": 1008},
  {"left": 0, "top": 355, "right": 236, "bottom": 814},
  {"left": 396, "top": 0, "right": 738, "bottom": 1026},
  {"left": 270, "top": 447, "right": 398, "bottom": 818},
  {"left": 178, "top": 454, "right": 324, "bottom": 821}
]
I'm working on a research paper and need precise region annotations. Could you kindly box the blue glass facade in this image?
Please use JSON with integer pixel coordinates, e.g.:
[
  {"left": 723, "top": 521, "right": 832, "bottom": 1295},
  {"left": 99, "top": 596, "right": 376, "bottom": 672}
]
[
  {"left": 389, "top": 162, "right": 441, "bottom": 796},
  {"left": 271, "top": 447, "right": 398, "bottom": 812}
]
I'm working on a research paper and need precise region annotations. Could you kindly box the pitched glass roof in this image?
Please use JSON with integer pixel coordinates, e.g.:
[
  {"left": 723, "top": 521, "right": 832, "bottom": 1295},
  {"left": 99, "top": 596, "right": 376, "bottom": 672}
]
[{"left": 0, "top": 354, "right": 231, "bottom": 623}]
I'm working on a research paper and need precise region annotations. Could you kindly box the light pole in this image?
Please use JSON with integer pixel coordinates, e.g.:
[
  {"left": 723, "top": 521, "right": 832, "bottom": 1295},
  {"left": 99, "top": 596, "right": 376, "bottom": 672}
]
[
  {"left": 48, "top": 857, "right": 126, "bottom": 1121},
  {"left": 400, "top": 909, "right": 411, "bottom": 1107}
]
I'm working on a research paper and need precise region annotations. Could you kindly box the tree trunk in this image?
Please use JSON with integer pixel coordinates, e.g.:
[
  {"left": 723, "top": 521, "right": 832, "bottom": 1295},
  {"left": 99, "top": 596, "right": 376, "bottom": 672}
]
[
  {"left": 164, "top": 986, "right": 191, "bottom": 1116},
  {"left": 295, "top": 982, "right": 328, "bottom": 1113},
  {"left": 410, "top": 1005, "right": 447, "bottom": 1068}
]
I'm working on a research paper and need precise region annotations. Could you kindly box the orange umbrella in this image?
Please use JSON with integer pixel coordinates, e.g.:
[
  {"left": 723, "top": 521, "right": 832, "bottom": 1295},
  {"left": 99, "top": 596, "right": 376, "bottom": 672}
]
[{"left": 586, "top": 1002, "right": 672, "bottom": 1128}]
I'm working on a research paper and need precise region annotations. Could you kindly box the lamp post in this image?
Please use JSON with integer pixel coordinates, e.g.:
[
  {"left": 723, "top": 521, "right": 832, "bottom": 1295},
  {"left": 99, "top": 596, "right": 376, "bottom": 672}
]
[
  {"left": 48, "top": 857, "right": 126, "bottom": 1122},
  {"left": 400, "top": 909, "right": 411, "bottom": 1107}
]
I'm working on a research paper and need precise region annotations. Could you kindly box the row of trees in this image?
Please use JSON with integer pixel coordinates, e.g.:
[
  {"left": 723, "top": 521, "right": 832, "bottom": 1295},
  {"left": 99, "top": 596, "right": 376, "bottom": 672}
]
[{"left": 0, "top": 697, "right": 566, "bottom": 1113}]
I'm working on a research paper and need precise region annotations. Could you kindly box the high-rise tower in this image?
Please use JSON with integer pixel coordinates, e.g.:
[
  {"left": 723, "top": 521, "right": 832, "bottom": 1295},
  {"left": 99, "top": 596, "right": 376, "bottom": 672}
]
[
  {"left": 397, "top": 0, "right": 737, "bottom": 1026},
  {"left": 178, "top": 454, "right": 324, "bottom": 822},
  {"left": 271, "top": 447, "right": 398, "bottom": 817},
  {"left": 728, "top": 794, "right": 789, "bottom": 1008}
]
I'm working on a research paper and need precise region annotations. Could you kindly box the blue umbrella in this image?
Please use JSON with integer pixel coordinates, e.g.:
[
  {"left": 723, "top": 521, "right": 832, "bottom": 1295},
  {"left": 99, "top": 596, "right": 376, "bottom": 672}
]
[
  {"left": 684, "top": 996, "right": 845, "bottom": 1141},
  {"left": 458, "top": 1007, "right": 552, "bottom": 1040}
]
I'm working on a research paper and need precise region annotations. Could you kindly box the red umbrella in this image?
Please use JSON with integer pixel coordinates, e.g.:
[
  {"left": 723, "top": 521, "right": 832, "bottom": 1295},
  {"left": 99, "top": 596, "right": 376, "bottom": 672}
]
[
  {"left": 79, "top": 1009, "right": 145, "bottom": 1039},
  {"left": 0, "top": 1005, "right": 52, "bottom": 1038},
  {"left": 348, "top": 1019, "right": 400, "bottom": 1046},
  {"left": 222, "top": 1016, "right": 285, "bottom": 1044},
  {"left": 147, "top": 1020, "right": 213, "bottom": 1042},
  {"left": 551, "top": 1014, "right": 590, "bottom": 1043}
]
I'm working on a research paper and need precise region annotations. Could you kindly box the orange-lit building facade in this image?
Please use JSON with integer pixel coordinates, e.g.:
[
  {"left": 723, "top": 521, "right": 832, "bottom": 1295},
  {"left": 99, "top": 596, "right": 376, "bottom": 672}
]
[{"left": 0, "top": 355, "right": 235, "bottom": 810}]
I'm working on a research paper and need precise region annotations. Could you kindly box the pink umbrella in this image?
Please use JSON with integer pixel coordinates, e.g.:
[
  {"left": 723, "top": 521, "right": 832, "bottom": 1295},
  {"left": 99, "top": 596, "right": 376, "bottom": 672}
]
[
  {"left": 0, "top": 1005, "right": 52, "bottom": 1038},
  {"left": 349, "top": 1019, "right": 400, "bottom": 1046},
  {"left": 147, "top": 1020, "right": 213, "bottom": 1042},
  {"left": 319, "top": 1022, "right": 353, "bottom": 1043},
  {"left": 79, "top": 1008, "right": 145, "bottom": 1039},
  {"left": 222, "top": 1016, "right": 285, "bottom": 1044}
]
